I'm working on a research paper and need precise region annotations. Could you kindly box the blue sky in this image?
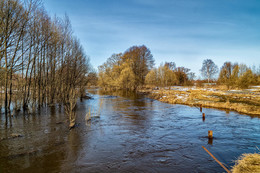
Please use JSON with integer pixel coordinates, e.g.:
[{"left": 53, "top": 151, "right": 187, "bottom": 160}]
[{"left": 44, "top": 0, "right": 260, "bottom": 78}]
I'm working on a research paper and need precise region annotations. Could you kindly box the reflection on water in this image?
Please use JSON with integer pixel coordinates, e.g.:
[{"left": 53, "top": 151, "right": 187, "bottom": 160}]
[
  {"left": 208, "top": 138, "right": 213, "bottom": 145},
  {"left": 1, "top": 89, "right": 260, "bottom": 172}
]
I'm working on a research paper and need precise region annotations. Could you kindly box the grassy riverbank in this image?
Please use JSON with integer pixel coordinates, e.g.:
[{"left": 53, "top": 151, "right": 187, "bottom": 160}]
[
  {"left": 139, "top": 86, "right": 260, "bottom": 116},
  {"left": 232, "top": 153, "right": 260, "bottom": 173}
]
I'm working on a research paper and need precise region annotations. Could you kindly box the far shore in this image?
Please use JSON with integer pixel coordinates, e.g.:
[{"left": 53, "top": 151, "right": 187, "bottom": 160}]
[{"left": 138, "top": 86, "right": 260, "bottom": 116}]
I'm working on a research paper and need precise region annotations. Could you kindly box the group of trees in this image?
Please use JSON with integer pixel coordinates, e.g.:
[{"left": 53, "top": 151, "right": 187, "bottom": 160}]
[
  {"left": 98, "top": 45, "right": 154, "bottom": 90},
  {"left": 0, "top": 0, "right": 91, "bottom": 128},
  {"left": 99, "top": 51, "right": 260, "bottom": 90},
  {"left": 218, "top": 62, "right": 260, "bottom": 89},
  {"left": 200, "top": 59, "right": 260, "bottom": 89},
  {"left": 98, "top": 46, "right": 196, "bottom": 89},
  {"left": 145, "top": 62, "right": 195, "bottom": 86}
]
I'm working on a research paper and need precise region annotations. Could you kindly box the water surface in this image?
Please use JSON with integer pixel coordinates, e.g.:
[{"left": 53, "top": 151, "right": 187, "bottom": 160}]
[{"left": 0, "top": 89, "right": 260, "bottom": 172}]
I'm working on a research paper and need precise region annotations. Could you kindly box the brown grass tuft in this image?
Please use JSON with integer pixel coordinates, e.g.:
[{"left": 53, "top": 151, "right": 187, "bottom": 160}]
[{"left": 232, "top": 153, "right": 260, "bottom": 173}]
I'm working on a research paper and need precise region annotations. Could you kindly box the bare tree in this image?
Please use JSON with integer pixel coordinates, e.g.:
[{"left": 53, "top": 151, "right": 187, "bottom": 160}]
[
  {"left": 200, "top": 59, "right": 218, "bottom": 83},
  {"left": 1, "top": 0, "right": 32, "bottom": 113},
  {"left": 0, "top": 0, "right": 91, "bottom": 128}
]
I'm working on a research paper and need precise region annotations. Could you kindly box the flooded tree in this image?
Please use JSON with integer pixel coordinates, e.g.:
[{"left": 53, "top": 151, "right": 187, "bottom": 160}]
[
  {"left": 0, "top": 0, "right": 31, "bottom": 113},
  {"left": 118, "top": 66, "right": 136, "bottom": 90},
  {"left": 0, "top": 0, "right": 92, "bottom": 127},
  {"left": 86, "top": 71, "right": 98, "bottom": 87}
]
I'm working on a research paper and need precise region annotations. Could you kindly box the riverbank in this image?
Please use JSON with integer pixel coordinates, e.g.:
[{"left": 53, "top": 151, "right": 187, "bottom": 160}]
[
  {"left": 232, "top": 153, "right": 260, "bottom": 173},
  {"left": 138, "top": 86, "right": 260, "bottom": 116}
]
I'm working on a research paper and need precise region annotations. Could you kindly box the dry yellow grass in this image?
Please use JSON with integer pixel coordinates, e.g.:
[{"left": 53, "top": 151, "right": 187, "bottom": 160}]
[
  {"left": 232, "top": 153, "right": 260, "bottom": 173},
  {"left": 140, "top": 87, "right": 260, "bottom": 116}
]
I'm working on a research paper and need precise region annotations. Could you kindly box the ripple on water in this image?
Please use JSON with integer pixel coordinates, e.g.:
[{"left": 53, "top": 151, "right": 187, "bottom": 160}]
[{"left": 1, "top": 90, "right": 260, "bottom": 172}]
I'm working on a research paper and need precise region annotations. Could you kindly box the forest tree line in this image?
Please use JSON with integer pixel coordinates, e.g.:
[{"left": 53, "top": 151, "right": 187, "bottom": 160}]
[
  {"left": 98, "top": 46, "right": 260, "bottom": 90},
  {"left": 0, "top": 0, "right": 92, "bottom": 128},
  {"left": 98, "top": 45, "right": 196, "bottom": 90}
]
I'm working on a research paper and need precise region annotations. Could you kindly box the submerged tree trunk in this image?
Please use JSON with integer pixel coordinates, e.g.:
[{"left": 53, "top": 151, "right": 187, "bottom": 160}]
[{"left": 64, "top": 88, "right": 77, "bottom": 129}]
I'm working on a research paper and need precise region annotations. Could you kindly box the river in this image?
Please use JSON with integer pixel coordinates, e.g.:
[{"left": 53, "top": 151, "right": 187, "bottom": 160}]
[{"left": 0, "top": 89, "right": 260, "bottom": 172}]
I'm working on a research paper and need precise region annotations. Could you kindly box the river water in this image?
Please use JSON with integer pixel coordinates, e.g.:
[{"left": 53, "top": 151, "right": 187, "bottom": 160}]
[{"left": 0, "top": 89, "right": 260, "bottom": 172}]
